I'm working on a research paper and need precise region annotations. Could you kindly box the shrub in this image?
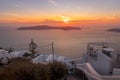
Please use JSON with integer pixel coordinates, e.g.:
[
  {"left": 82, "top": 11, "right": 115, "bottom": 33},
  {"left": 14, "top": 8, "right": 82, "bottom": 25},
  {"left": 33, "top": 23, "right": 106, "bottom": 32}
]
[
  {"left": 0, "top": 59, "right": 67, "bottom": 80},
  {"left": 8, "top": 58, "right": 30, "bottom": 65},
  {"left": 0, "top": 67, "right": 6, "bottom": 80},
  {"left": 34, "top": 64, "right": 47, "bottom": 80},
  {"left": 8, "top": 60, "right": 47, "bottom": 80},
  {"left": 47, "top": 61, "right": 67, "bottom": 80},
  {"left": 74, "top": 69, "right": 88, "bottom": 80},
  {"left": 8, "top": 62, "right": 36, "bottom": 80},
  {"left": 0, "top": 67, "right": 15, "bottom": 80},
  {"left": 10, "top": 57, "right": 30, "bottom": 62}
]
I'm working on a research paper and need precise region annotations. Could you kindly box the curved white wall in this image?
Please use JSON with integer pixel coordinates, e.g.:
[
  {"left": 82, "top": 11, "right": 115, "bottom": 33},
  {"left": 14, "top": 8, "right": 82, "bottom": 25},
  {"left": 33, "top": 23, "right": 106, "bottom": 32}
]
[{"left": 84, "top": 52, "right": 112, "bottom": 75}]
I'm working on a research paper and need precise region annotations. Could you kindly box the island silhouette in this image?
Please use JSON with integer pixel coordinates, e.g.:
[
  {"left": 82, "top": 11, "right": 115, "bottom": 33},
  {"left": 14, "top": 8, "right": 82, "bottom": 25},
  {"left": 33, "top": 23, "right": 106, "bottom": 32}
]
[
  {"left": 17, "top": 25, "right": 81, "bottom": 31},
  {"left": 107, "top": 28, "right": 120, "bottom": 32}
]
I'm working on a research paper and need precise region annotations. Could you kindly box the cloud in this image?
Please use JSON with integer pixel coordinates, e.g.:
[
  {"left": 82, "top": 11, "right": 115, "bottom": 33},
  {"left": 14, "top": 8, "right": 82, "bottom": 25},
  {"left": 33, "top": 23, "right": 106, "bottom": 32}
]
[{"left": 48, "top": 0, "right": 57, "bottom": 6}]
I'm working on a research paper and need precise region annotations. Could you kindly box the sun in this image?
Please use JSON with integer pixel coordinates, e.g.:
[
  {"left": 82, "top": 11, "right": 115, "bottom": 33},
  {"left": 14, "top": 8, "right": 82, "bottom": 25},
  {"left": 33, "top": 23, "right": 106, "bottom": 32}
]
[
  {"left": 63, "top": 19, "right": 69, "bottom": 23},
  {"left": 60, "top": 16, "right": 70, "bottom": 23}
]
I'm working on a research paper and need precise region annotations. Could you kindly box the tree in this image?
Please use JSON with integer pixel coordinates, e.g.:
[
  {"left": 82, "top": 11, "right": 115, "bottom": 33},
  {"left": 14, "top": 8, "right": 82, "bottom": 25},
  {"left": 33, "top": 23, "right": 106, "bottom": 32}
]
[{"left": 29, "top": 39, "right": 37, "bottom": 55}]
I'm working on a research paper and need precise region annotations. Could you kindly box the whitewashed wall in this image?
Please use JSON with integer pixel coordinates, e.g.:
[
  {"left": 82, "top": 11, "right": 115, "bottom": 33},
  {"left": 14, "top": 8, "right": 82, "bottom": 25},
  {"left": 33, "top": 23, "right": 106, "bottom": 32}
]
[
  {"left": 113, "top": 68, "right": 120, "bottom": 76},
  {"left": 84, "top": 52, "right": 112, "bottom": 75}
]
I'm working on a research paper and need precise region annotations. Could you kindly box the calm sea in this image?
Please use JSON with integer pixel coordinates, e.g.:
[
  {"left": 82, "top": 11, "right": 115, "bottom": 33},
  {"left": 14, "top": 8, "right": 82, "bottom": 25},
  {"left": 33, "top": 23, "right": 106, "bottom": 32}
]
[{"left": 0, "top": 26, "right": 120, "bottom": 58}]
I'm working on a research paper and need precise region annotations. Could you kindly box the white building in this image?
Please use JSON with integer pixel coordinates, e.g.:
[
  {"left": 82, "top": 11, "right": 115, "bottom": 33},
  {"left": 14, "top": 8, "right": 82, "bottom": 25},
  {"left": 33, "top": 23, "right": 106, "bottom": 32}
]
[{"left": 75, "top": 42, "right": 120, "bottom": 80}]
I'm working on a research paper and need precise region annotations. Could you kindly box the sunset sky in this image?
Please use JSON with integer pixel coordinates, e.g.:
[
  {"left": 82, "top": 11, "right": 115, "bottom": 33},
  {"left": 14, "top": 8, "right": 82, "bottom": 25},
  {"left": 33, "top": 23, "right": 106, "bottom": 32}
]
[{"left": 0, "top": 0, "right": 120, "bottom": 26}]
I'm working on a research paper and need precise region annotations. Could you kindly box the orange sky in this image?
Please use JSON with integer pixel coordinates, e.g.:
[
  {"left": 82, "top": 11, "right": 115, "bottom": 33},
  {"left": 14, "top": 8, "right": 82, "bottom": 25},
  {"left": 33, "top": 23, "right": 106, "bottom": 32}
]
[
  {"left": 0, "top": 15, "right": 119, "bottom": 27},
  {"left": 0, "top": 0, "right": 120, "bottom": 27}
]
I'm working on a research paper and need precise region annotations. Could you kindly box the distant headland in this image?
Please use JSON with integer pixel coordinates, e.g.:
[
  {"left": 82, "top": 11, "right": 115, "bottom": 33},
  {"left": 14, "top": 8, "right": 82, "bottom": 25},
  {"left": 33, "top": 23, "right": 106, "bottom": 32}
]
[
  {"left": 107, "top": 28, "right": 120, "bottom": 32},
  {"left": 17, "top": 25, "right": 81, "bottom": 31}
]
